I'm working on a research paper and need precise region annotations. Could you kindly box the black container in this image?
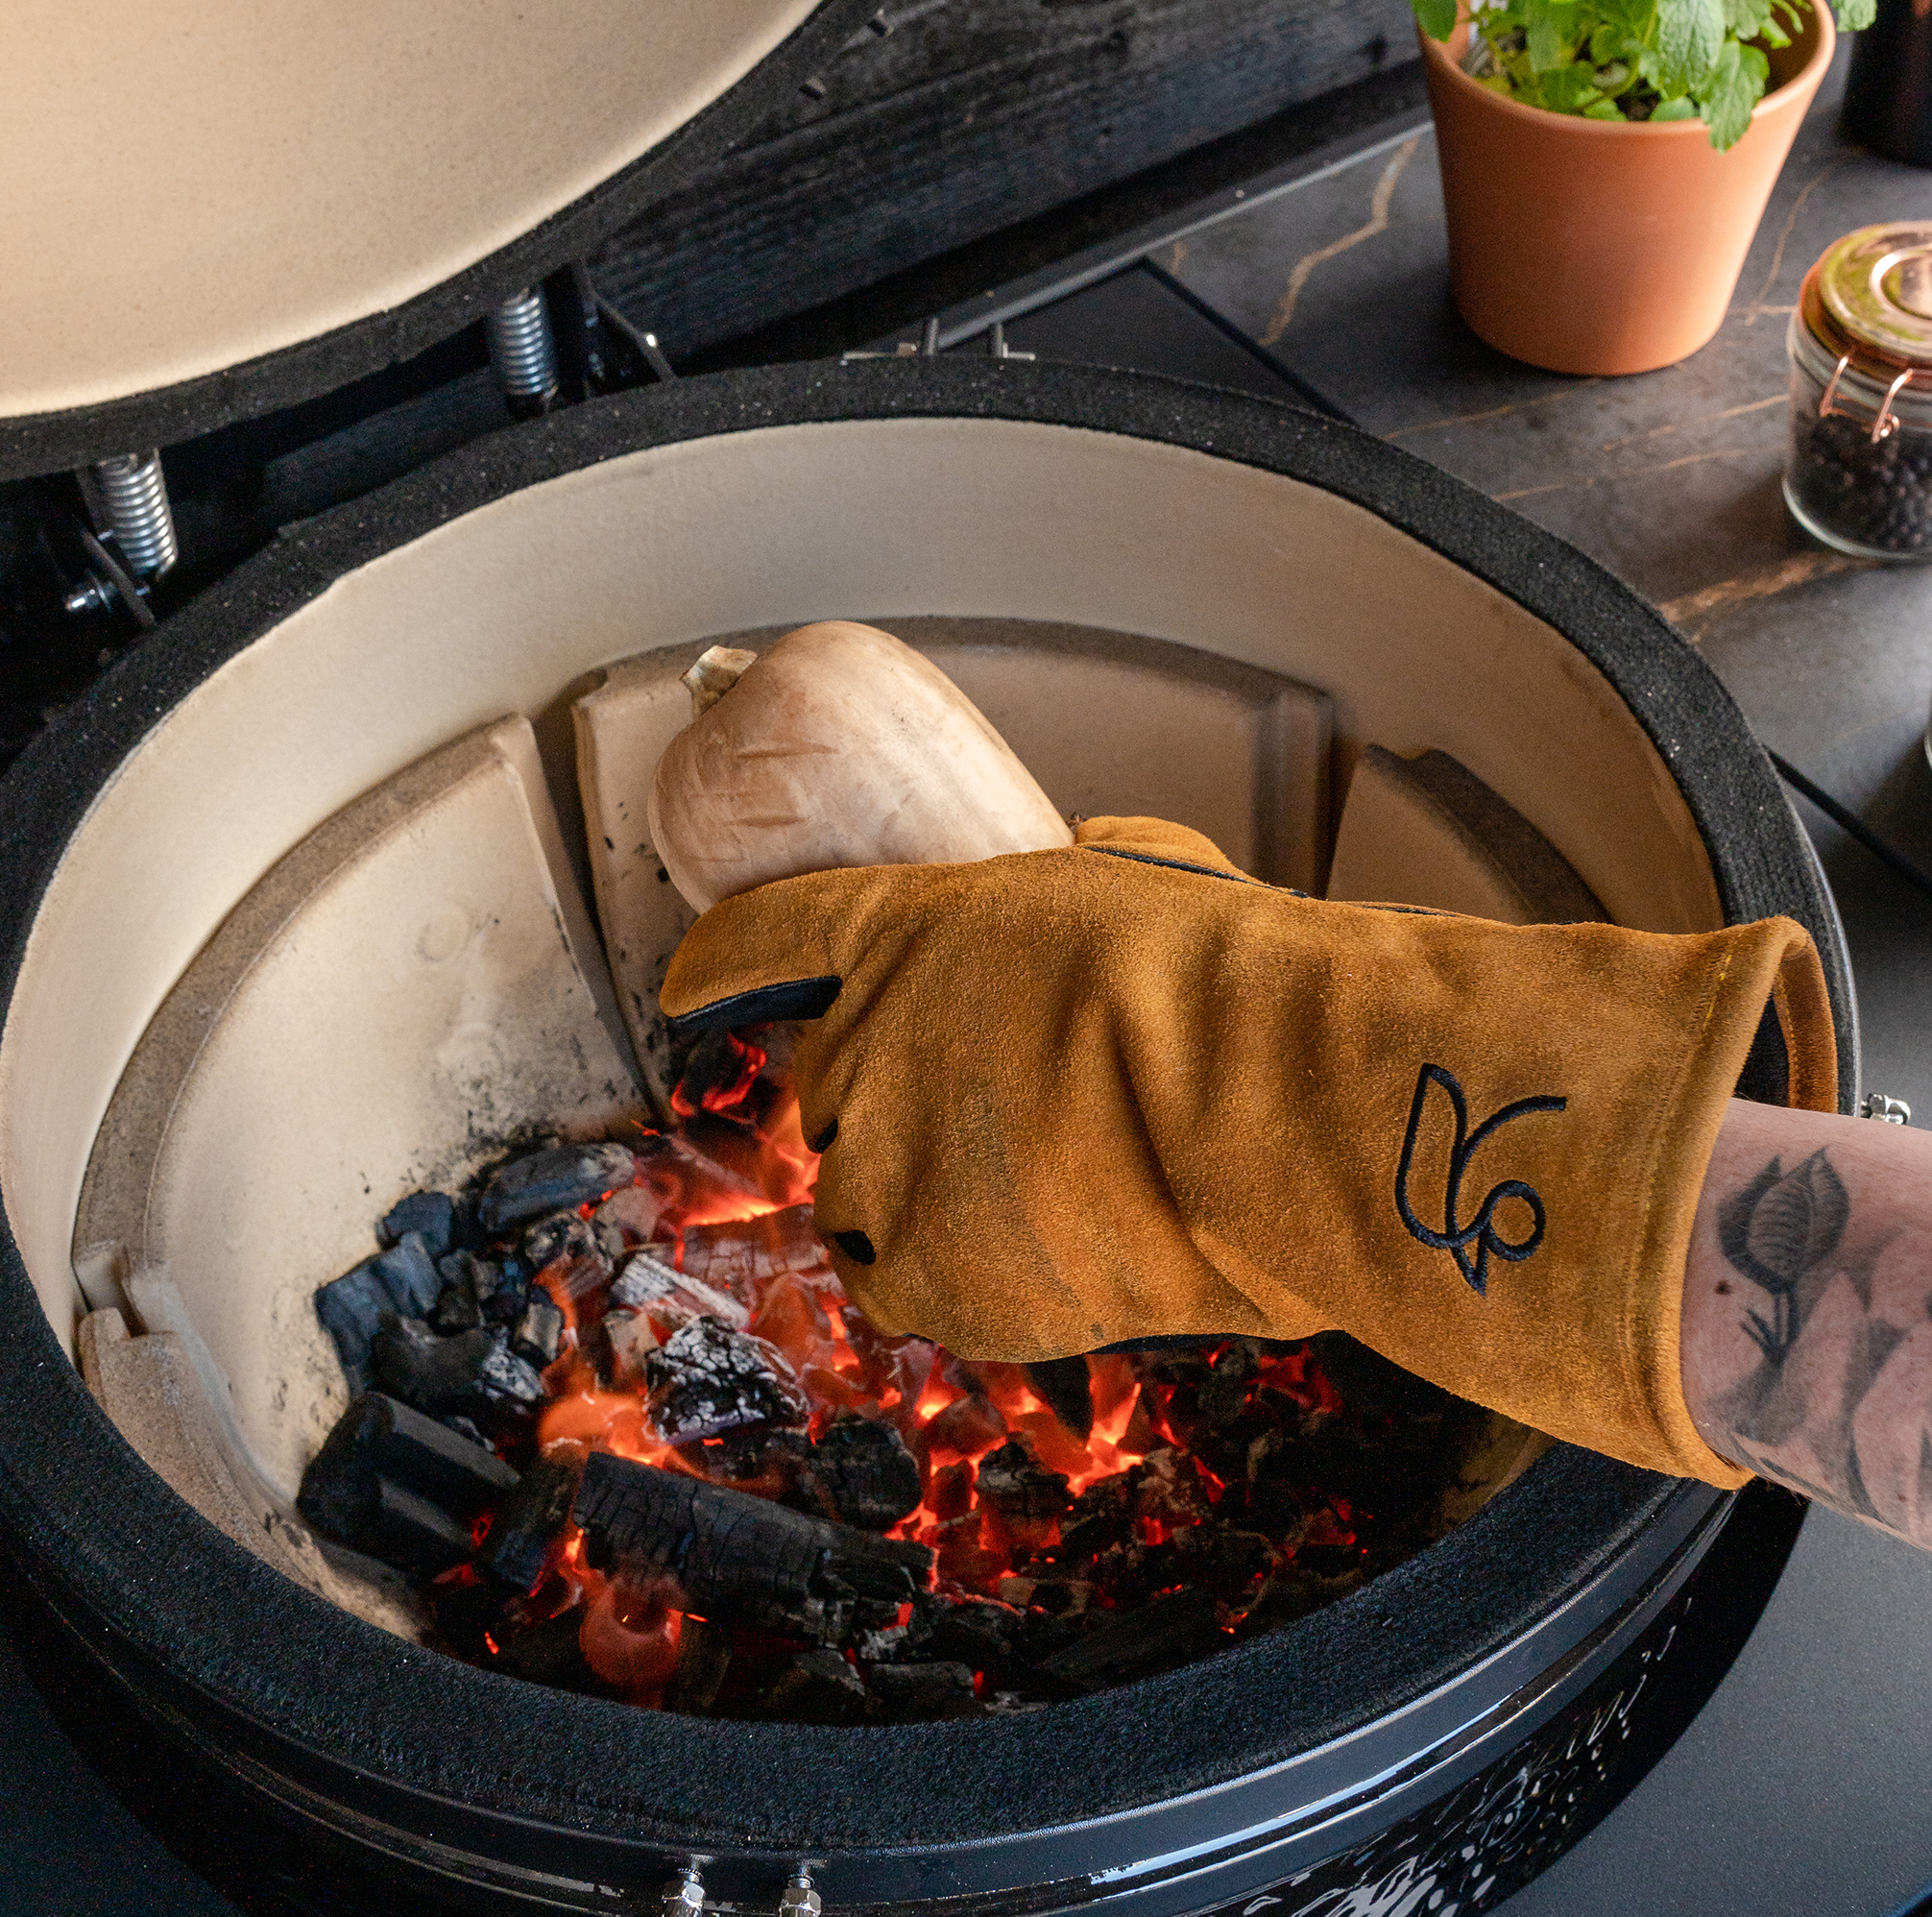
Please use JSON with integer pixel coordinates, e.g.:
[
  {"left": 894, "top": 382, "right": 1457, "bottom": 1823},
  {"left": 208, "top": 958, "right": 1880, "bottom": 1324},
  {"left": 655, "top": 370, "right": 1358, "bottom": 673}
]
[
  {"left": 1842, "top": 0, "right": 1932, "bottom": 166},
  {"left": 0, "top": 360, "right": 1855, "bottom": 1916}
]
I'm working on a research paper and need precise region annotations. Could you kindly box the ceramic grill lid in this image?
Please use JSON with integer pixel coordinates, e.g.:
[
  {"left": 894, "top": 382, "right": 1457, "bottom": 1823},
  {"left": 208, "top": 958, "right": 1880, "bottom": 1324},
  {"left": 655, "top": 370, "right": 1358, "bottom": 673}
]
[{"left": 0, "top": 0, "right": 881, "bottom": 479}]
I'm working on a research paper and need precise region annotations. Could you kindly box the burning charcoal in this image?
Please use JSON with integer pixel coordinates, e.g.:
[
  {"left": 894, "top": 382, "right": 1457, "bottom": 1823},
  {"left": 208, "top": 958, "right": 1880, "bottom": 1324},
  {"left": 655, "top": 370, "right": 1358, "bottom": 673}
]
[
  {"left": 599, "top": 1306, "right": 659, "bottom": 1384},
  {"left": 430, "top": 1282, "right": 483, "bottom": 1334},
  {"left": 644, "top": 1317, "right": 809, "bottom": 1444},
  {"left": 523, "top": 1208, "right": 622, "bottom": 1272},
  {"left": 594, "top": 1184, "right": 664, "bottom": 1246},
  {"left": 572, "top": 1452, "right": 932, "bottom": 1644},
  {"left": 479, "top": 1143, "right": 637, "bottom": 1233},
  {"left": 856, "top": 1603, "right": 936, "bottom": 1665},
  {"left": 482, "top": 1445, "right": 585, "bottom": 1589},
  {"left": 796, "top": 1413, "right": 922, "bottom": 1530},
  {"left": 372, "top": 1318, "right": 543, "bottom": 1421},
  {"left": 924, "top": 1598, "right": 1019, "bottom": 1674},
  {"left": 298, "top": 1391, "right": 517, "bottom": 1573},
  {"left": 1039, "top": 1587, "right": 1223, "bottom": 1691},
  {"left": 372, "top": 1232, "right": 442, "bottom": 1318},
  {"left": 1026, "top": 1357, "right": 1095, "bottom": 1441},
  {"left": 610, "top": 1248, "right": 749, "bottom": 1330},
  {"left": 663, "top": 1615, "right": 733, "bottom": 1715},
  {"left": 680, "top": 1204, "right": 825, "bottom": 1294},
  {"left": 378, "top": 1191, "right": 456, "bottom": 1260},
  {"left": 511, "top": 1295, "right": 565, "bottom": 1369},
  {"left": 1197, "top": 1344, "right": 1259, "bottom": 1429},
  {"left": 866, "top": 1660, "right": 978, "bottom": 1722},
  {"left": 922, "top": 1392, "right": 1007, "bottom": 1460},
  {"left": 314, "top": 1262, "right": 391, "bottom": 1391},
  {"left": 1056, "top": 1474, "right": 1136, "bottom": 1564},
  {"left": 976, "top": 1439, "right": 1071, "bottom": 1521},
  {"left": 764, "top": 1648, "right": 869, "bottom": 1726},
  {"left": 491, "top": 1606, "right": 595, "bottom": 1689}
]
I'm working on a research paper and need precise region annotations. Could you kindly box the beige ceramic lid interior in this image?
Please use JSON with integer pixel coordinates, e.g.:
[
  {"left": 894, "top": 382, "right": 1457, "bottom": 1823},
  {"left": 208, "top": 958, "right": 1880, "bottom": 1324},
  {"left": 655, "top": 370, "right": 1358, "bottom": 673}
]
[{"left": 2, "top": 0, "right": 819, "bottom": 420}]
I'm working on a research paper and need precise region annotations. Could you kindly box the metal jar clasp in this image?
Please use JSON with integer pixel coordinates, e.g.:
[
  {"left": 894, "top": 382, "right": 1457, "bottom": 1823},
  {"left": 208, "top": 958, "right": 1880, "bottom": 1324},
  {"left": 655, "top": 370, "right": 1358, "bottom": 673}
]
[{"left": 1819, "top": 353, "right": 1923, "bottom": 444}]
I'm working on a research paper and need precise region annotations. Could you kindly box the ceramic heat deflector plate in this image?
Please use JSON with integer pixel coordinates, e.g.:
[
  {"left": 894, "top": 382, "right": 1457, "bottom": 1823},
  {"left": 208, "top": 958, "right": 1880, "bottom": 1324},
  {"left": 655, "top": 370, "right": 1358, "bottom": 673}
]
[{"left": 0, "top": 0, "right": 882, "bottom": 479}]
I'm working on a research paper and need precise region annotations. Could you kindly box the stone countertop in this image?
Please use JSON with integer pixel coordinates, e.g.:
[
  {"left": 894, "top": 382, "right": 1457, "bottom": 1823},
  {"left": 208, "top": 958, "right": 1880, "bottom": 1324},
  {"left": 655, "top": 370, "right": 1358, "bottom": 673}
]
[{"left": 1151, "top": 40, "right": 1932, "bottom": 1917}]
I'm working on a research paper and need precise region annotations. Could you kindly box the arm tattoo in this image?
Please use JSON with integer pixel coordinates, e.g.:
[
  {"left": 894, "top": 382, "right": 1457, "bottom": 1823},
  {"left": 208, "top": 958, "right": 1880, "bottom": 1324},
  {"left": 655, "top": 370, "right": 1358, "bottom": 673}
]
[{"left": 1703, "top": 1147, "right": 1932, "bottom": 1539}]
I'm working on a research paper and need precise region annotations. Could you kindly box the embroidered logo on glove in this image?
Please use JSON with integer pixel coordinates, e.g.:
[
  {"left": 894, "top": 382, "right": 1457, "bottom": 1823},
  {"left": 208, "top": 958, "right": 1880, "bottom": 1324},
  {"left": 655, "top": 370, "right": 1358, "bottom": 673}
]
[{"left": 1394, "top": 1063, "right": 1567, "bottom": 1295}]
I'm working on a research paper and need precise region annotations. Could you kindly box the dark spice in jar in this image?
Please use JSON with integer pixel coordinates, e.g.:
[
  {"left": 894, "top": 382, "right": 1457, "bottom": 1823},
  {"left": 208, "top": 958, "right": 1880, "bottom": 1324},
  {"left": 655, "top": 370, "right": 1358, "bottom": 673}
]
[{"left": 1788, "top": 392, "right": 1932, "bottom": 556}]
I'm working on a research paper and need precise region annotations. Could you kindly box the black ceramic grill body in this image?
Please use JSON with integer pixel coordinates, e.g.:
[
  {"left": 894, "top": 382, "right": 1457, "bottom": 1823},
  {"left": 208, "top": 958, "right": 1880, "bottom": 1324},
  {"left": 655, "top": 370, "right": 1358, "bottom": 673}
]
[{"left": 0, "top": 360, "right": 1853, "bottom": 1916}]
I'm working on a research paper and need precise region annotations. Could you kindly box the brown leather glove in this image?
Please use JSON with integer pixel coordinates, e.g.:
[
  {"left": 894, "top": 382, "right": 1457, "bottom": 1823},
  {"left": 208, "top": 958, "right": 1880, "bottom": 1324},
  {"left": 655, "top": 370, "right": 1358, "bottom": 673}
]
[{"left": 660, "top": 816, "right": 1836, "bottom": 1483}]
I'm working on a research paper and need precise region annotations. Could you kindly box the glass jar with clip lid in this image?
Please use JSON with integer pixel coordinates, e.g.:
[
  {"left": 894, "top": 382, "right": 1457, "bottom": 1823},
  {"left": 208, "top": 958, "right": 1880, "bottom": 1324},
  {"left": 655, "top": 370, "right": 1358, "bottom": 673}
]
[{"left": 1785, "top": 222, "right": 1932, "bottom": 558}]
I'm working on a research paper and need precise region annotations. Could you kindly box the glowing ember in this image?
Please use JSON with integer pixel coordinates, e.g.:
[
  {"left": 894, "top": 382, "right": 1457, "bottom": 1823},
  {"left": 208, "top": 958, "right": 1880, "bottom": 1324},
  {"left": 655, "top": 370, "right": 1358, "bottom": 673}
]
[{"left": 398, "top": 1030, "right": 1503, "bottom": 1720}]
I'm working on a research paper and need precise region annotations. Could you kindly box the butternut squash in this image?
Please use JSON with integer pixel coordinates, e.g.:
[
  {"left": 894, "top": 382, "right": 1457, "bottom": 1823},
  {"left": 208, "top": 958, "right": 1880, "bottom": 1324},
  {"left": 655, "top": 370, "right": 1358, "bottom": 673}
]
[{"left": 648, "top": 620, "right": 1073, "bottom": 911}]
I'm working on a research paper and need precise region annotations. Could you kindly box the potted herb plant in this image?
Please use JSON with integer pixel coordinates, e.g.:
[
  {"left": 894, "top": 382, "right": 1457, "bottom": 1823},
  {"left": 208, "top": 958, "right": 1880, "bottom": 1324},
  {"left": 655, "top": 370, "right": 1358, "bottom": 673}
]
[{"left": 1413, "top": 0, "right": 1869, "bottom": 373}]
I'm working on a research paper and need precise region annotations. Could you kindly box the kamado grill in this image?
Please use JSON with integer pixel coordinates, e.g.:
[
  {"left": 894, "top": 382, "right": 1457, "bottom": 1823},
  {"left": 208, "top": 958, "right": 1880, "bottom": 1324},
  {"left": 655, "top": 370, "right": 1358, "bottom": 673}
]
[{"left": 0, "top": 9, "right": 1855, "bottom": 1915}]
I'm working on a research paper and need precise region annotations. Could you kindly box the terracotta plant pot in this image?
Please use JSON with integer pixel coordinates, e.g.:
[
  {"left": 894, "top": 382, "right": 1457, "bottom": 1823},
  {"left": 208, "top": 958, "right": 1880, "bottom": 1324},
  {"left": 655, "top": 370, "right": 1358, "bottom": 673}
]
[{"left": 1420, "top": 5, "right": 1833, "bottom": 375}]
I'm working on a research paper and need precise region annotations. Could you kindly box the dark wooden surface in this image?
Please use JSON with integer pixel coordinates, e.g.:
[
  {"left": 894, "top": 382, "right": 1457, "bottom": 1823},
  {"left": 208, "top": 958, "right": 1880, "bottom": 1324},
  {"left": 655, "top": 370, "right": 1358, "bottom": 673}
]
[{"left": 592, "top": 0, "right": 1415, "bottom": 360}]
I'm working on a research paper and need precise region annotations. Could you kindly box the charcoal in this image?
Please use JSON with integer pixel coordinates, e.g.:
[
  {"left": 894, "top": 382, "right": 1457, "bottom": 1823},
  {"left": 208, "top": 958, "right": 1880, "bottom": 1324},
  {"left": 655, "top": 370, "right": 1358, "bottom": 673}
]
[
  {"left": 572, "top": 1452, "right": 932, "bottom": 1642},
  {"left": 439, "top": 1250, "right": 519, "bottom": 1323},
  {"left": 298, "top": 1391, "right": 517, "bottom": 1570},
  {"left": 976, "top": 1439, "right": 1071, "bottom": 1520},
  {"left": 924, "top": 1599, "right": 1019, "bottom": 1673},
  {"left": 764, "top": 1647, "right": 868, "bottom": 1726},
  {"left": 797, "top": 1413, "right": 922, "bottom": 1530},
  {"left": 867, "top": 1660, "right": 978, "bottom": 1721},
  {"left": 479, "top": 1143, "right": 637, "bottom": 1233},
  {"left": 594, "top": 1184, "right": 664, "bottom": 1245},
  {"left": 598, "top": 1306, "right": 658, "bottom": 1383},
  {"left": 1056, "top": 1475, "right": 1136, "bottom": 1564},
  {"left": 442, "top": 1414, "right": 490, "bottom": 1448},
  {"left": 511, "top": 1295, "right": 565, "bottom": 1368},
  {"left": 663, "top": 1615, "right": 733, "bottom": 1715},
  {"left": 1025, "top": 1357, "right": 1095, "bottom": 1441},
  {"left": 482, "top": 1446, "right": 585, "bottom": 1589},
  {"left": 314, "top": 1262, "right": 391, "bottom": 1391},
  {"left": 676, "top": 1027, "right": 764, "bottom": 1110},
  {"left": 491, "top": 1606, "right": 595, "bottom": 1689},
  {"left": 372, "top": 1318, "right": 543, "bottom": 1420},
  {"left": 430, "top": 1283, "right": 483, "bottom": 1334},
  {"left": 370, "top": 1232, "right": 442, "bottom": 1317},
  {"left": 610, "top": 1249, "right": 748, "bottom": 1330},
  {"left": 1197, "top": 1344, "right": 1259, "bottom": 1429},
  {"left": 474, "top": 1330, "right": 547, "bottom": 1414},
  {"left": 524, "top": 1208, "right": 622, "bottom": 1272},
  {"left": 681, "top": 1203, "right": 825, "bottom": 1294},
  {"left": 922, "top": 1392, "right": 1007, "bottom": 1458},
  {"left": 372, "top": 1317, "right": 489, "bottom": 1412},
  {"left": 379, "top": 1191, "right": 456, "bottom": 1260},
  {"left": 1039, "top": 1587, "right": 1223, "bottom": 1691},
  {"left": 362, "top": 1481, "right": 477, "bottom": 1577},
  {"left": 644, "top": 1317, "right": 809, "bottom": 1444},
  {"left": 855, "top": 1603, "right": 936, "bottom": 1664}
]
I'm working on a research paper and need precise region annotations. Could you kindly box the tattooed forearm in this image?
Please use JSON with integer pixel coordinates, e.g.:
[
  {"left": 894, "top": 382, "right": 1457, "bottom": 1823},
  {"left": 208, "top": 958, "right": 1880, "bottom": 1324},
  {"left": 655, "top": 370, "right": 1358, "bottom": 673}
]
[{"left": 1683, "top": 1099, "right": 1932, "bottom": 1544}]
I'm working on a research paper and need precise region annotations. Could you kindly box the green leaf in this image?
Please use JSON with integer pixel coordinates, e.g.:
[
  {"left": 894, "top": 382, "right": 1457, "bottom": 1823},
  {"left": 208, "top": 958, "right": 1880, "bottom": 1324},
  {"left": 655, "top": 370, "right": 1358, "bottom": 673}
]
[
  {"left": 1582, "top": 93, "right": 1628, "bottom": 114},
  {"left": 1651, "top": 92, "right": 1700, "bottom": 115},
  {"left": 1412, "top": 0, "right": 1459, "bottom": 41},
  {"left": 1697, "top": 37, "right": 1769, "bottom": 145},
  {"left": 1724, "top": 0, "right": 1774, "bottom": 36},
  {"left": 1524, "top": 0, "right": 1583, "bottom": 68},
  {"left": 1657, "top": 0, "right": 1725, "bottom": 89},
  {"left": 1539, "top": 58, "right": 1610, "bottom": 108},
  {"left": 1836, "top": 0, "right": 1876, "bottom": 28}
]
